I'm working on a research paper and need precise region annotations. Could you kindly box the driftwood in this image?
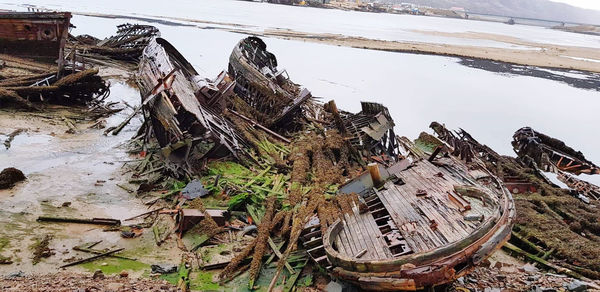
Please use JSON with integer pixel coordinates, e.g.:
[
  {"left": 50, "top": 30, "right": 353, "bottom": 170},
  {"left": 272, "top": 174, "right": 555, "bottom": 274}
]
[
  {"left": 123, "top": 207, "right": 164, "bottom": 221},
  {"left": 37, "top": 216, "right": 121, "bottom": 226},
  {"left": 60, "top": 248, "right": 124, "bottom": 268}
]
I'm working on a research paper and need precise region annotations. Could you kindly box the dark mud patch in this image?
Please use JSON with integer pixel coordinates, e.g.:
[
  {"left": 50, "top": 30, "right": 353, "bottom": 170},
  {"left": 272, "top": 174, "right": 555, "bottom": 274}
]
[{"left": 458, "top": 58, "right": 600, "bottom": 91}]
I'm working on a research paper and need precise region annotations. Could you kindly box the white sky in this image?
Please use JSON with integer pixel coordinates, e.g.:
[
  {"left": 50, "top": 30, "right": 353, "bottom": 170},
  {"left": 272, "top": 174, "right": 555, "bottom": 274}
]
[{"left": 551, "top": 0, "right": 600, "bottom": 11}]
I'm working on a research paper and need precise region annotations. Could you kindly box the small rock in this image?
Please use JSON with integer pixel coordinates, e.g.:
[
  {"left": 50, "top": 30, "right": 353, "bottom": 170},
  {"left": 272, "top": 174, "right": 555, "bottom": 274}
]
[
  {"left": 101, "top": 262, "right": 108, "bottom": 266},
  {"left": 151, "top": 264, "right": 177, "bottom": 274},
  {"left": 61, "top": 202, "right": 71, "bottom": 207},
  {"left": 92, "top": 270, "right": 104, "bottom": 280},
  {"left": 325, "top": 281, "right": 343, "bottom": 292},
  {"left": 566, "top": 279, "right": 587, "bottom": 292},
  {"left": 0, "top": 167, "right": 26, "bottom": 189},
  {"left": 531, "top": 286, "right": 543, "bottom": 292},
  {"left": 119, "top": 270, "right": 129, "bottom": 278},
  {"left": 6, "top": 271, "right": 24, "bottom": 278},
  {"left": 484, "top": 288, "right": 501, "bottom": 292},
  {"left": 106, "top": 283, "right": 124, "bottom": 290},
  {"left": 457, "top": 277, "right": 465, "bottom": 285},
  {"left": 522, "top": 263, "right": 539, "bottom": 273}
]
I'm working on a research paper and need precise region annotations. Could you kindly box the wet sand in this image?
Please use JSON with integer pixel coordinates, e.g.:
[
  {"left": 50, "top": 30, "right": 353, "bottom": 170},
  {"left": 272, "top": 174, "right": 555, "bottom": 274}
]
[
  {"left": 256, "top": 29, "right": 600, "bottom": 73},
  {"left": 0, "top": 68, "right": 180, "bottom": 276}
]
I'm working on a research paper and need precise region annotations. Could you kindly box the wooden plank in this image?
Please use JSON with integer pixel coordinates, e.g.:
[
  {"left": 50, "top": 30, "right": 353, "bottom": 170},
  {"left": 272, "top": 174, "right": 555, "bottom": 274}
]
[
  {"left": 392, "top": 179, "right": 446, "bottom": 249},
  {"left": 378, "top": 184, "right": 430, "bottom": 252},
  {"left": 353, "top": 209, "right": 389, "bottom": 259},
  {"left": 344, "top": 212, "right": 370, "bottom": 259},
  {"left": 401, "top": 168, "right": 469, "bottom": 242},
  {"left": 342, "top": 215, "right": 362, "bottom": 257},
  {"left": 388, "top": 185, "right": 438, "bottom": 251},
  {"left": 362, "top": 210, "right": 393, "bottom": 258}
]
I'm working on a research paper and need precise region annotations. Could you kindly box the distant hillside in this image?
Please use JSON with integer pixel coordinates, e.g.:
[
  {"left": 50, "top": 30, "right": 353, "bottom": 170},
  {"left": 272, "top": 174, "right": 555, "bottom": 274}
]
[{"left": 378, "top": 0, "right": 600, "bottom": 25}]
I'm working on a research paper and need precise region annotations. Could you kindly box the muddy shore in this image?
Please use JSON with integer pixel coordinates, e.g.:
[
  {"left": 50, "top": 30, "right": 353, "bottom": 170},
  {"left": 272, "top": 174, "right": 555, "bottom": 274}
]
[{"left": 0, "top": 67, "right": 181, "bottom": 278}]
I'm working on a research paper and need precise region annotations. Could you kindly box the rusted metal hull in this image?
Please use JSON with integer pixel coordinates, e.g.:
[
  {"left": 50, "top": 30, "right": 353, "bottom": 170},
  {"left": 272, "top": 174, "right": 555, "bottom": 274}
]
[{"left": 0, "top": 12, "right": 71, "bottom": 67}]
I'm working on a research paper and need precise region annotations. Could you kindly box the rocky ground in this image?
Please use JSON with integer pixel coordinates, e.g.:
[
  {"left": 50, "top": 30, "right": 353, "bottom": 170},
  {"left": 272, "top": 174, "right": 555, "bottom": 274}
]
[
  {"left": 450, "top": 251, "right": 600, "bottom": 292},
  {"left": 0, "top": 272, "right": 177, "bottom": 292}
]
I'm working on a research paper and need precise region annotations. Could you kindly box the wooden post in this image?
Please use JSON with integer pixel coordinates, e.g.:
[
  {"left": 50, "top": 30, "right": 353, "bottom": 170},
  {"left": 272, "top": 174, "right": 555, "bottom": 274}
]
[{"left": 368, "top": 163, "right": 383, "bottom": 188}]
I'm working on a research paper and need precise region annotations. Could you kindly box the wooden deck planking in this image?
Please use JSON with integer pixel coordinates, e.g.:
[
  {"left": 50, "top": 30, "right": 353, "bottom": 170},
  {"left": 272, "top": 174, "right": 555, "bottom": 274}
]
[
  {"left": 343, "top": 213, "right": 367, "bottom": 257},
  {"left": 391, "top": 183, "right": 447, "bottom": 249},
  {"left": 337, "top": 206, "right": 393, "bottom": 260},
  {"left": 407, "top": 165, "right": 474, "bottom": 238},
  {"left": 334, "top": 158, "right": 496, "bottom": 258},
  {"left": 351, "top": 210, "right": 385, "bottom": 259},
  {"left": 401, "top": 168, "right": 472, "bottom": 241},
  {"left": 339, "top": 219, "right": 360, "bottom": 256},
  {"left": 356, "top": 208, "right": 393, "bottom": 258},
  {"left": 387, "top": 184, "right": 440, "bottom": 250},
  {"left": 381, "top": 160, "right": 483, "bottom": 252},
  {"left": 376, "top": 186, "right": 428, "bottom": 252}
]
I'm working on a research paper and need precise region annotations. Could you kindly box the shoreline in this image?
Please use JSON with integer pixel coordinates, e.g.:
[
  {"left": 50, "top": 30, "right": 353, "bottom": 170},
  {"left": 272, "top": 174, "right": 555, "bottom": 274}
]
[
  {"left": 255, "top": 29, "right": 600, "bottom": 74},
  {"left": 72, "top": 11, "right": 600, "bottom": 74}
]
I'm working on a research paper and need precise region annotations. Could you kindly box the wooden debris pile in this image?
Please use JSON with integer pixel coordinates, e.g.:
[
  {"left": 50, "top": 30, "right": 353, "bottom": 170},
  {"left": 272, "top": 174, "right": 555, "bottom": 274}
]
[
  {"left": 68, "top": 23, "right": 160, "bottom": 66},
  {"left": 0, "top": 56, "right": 109, "bottom": 110},
  {"left": 512, "top": 127, "right": 600, "bottom": 175},
  {"left": 128, "top": 34, "right": 407, "bottom": 291},
  {"left": 0, "top": 12, "right": 112, "bottom": 111}
]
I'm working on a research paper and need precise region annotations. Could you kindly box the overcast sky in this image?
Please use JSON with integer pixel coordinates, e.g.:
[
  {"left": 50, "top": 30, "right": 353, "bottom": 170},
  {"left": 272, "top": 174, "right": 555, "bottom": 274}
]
[{"left": 551, "top": 0, "right": 600, "bottom": 10}]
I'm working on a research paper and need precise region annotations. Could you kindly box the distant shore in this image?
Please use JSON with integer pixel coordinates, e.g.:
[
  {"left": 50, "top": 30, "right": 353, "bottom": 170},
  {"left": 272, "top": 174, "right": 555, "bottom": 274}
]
[
  {"left": 74, "top": 11, "right": 600, "bottom": 73},
  {"left": 253, "top": 29, "right": 600, "bottom": 73}
]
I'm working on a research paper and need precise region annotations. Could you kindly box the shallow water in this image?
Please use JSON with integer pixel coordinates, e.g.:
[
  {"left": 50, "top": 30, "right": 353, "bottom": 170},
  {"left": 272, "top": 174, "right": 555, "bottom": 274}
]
[{"left": 4, "top": 0, "right": 600, "bottom": 49}]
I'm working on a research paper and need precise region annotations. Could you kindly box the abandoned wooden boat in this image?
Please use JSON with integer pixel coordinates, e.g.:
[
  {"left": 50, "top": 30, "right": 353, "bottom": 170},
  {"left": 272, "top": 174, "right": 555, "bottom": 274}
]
[
  {"left": 0, "top": 12, "right": 71, "bottom": 68},
  {"left": 228, "top": 36, "right": 312, "bottom": 128},
  {"left": 137, "top": 37, "right": 250, "bottom": 175},
  {"left": 512, "top": 127, "right": 600, "bottom": 175},
  {"left": 299, "top": 136, "right": 515, "bottom": 291}
]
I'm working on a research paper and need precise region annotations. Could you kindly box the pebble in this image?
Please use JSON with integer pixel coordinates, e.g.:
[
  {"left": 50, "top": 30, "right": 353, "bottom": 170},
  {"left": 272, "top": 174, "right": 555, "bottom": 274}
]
[{"left": 92, "top": 270, "right": 104, "bottom": 280}]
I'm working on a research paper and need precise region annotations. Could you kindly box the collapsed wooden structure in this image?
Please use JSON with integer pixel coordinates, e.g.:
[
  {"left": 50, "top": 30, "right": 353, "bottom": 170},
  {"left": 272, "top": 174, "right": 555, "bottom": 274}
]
[
  {"left": 229, "top": 36, "right": 311, "bottom": 128},
  {"left": 0, "top": 12, "right": 109, "bottom": 110},
  {"left": 69, "top": 23, "right": 160, "bottom": 63},
  {"left": 512, "top": 127, "right": 600, "bottom": 176},
  {"left": 137, "top": 38, "right": 250, "bottom": 175}
]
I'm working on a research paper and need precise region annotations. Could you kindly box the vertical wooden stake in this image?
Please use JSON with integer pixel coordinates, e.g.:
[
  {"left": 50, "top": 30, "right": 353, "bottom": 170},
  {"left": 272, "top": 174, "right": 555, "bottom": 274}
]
[{"left": 368, "top": 163, "right": 383, "bottom": 188}]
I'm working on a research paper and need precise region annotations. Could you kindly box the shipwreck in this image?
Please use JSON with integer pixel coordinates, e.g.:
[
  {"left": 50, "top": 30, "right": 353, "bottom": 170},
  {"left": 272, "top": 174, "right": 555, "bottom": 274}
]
[
  {"left": 131, "top": 31, "right": 516, "bottom": 290},
  {"left": 0, "top": 12, "right": 71, "bottom": 69},
  {"left": 512, "top": 127, "right": 600, "bottom": 176},
  {"left": 311, "top": 136, "right": 515, "bottom": 290}
]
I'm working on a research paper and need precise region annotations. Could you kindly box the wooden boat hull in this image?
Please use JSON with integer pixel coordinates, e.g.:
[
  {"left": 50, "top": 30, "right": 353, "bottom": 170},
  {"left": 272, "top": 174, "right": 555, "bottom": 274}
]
[{"left": 322, "top": 155, "right": 515, "bottom": 291}]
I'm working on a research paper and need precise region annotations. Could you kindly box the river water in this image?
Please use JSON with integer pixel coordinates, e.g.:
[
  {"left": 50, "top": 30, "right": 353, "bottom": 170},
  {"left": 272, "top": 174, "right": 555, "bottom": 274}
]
[{"left": 2, "top": 0, "right": 599, "bottom": 184}]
